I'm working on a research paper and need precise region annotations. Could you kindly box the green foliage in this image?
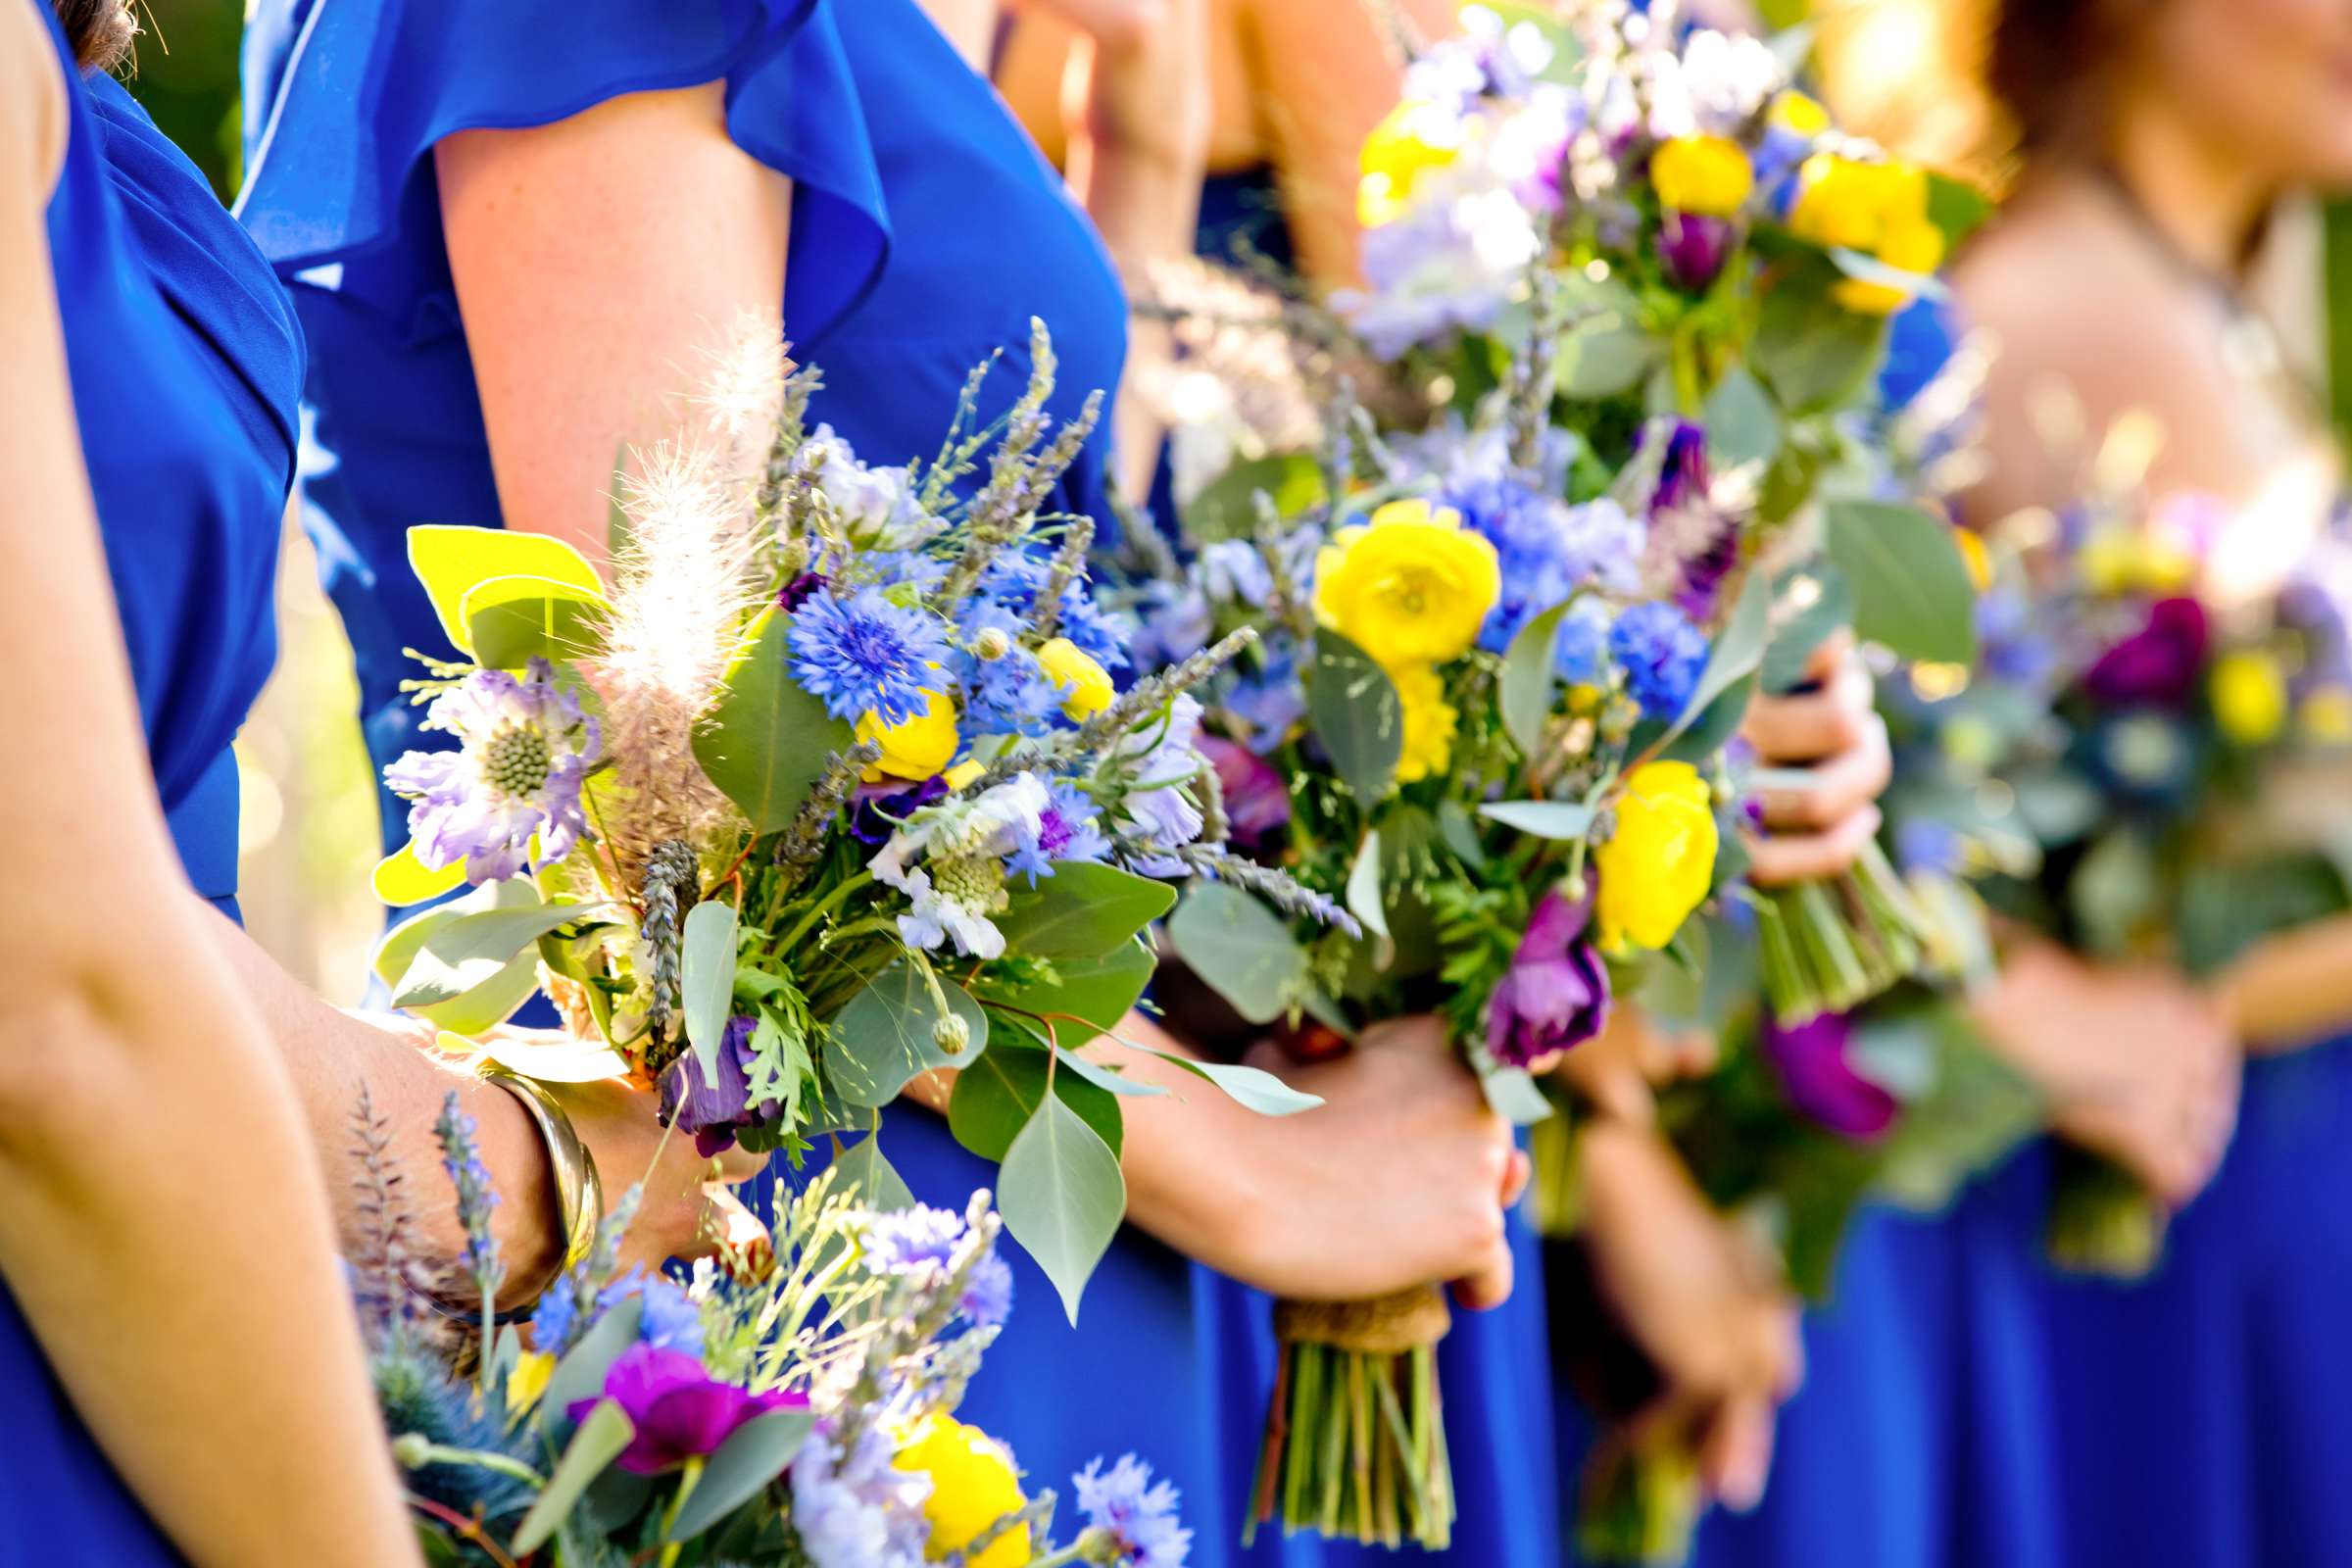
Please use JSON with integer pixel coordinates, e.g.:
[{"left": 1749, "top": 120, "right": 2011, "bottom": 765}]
[
  {"left": 693, "top": 605, "right": 855, "bottom": 834},
  {"left": 662, "top": 1408, "right": 816, "bottom": 1543},
  {"left": 462, "top": 574, "right": 606, "bottom": 669},
  {"left": 999, "top": 1093, "right": 1126, "bottom": 1322},
  {"left": 992, "top": 863, "right": 1175, "bottom": 958},
  {"left": 1184, "top": 453, "right": 1329, "bottom": 542},
  {"left": 1499, "top": 601, "right": 1572, "bottom": 760},
  {"left": 1823, "top": 500, "right": 1978, "bottom": 665},
  {"left": 1309, "top": 630, "right": 1404, "bottom": 806},
  {"left": 828, "top": 960, "right": 990, "bottom": 1108},
  {"left": 1165, "top": 881, "right": 1312, "bottom": 1023},
  {"left": 407, "top": 525, "right": 604, "bottom": 659},
  {"left": 682, "top": 900, "right": 740, "bottom": 1076}
]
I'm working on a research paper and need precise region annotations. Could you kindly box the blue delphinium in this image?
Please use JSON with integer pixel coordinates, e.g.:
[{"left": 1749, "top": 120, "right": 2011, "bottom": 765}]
[
  {"left": 1554, "top": 598, "right": 1616, "bottom": 687},
  {"left": 1005, "top": 780, "right": 1111, "bottom": 886},
  {"left": 1075, "top": 1453, "right": 1193, "bottom": 1568},
  {"left": 1609, "top": 602, "right": 1710, "bottom": 721},
  {"left": 962, "top": 647, "right": 1066, "bottom": 738},
  {"left": 599, "top": 1270, "right": 704, "bottom": 1354},
  {"left": 788, "top": 585, "right": 954, "bottom": 726}
]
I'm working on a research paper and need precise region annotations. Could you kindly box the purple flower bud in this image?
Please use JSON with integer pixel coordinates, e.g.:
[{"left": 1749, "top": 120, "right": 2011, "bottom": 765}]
[
  {"left": 1656, "top": 212, "right": 1735, "bottom": 291},
  {"left": 2082, "top": 597, "right": 2209, "bottom": 708},
  {"left": 659, "top": 1015, "right": 779, "bottom": 1157},
  {"left": 778, "top": 571, "right": 829, "bottom": 612},
  {"left": 1760, "top": 1010, "right": 1896, "bottom": 1140},
  {"left": 1650, "top": 420, "right": 1711, "bottom": 516},
  {"left": 571, "top": 1344, "right": 806, "bottom": 1475},
  {"left": 850, "top": 773, "right": 951, "bottom": 846},
  {"left": 1487, "top": 889, "right": 1611, "bottom": 1070}
]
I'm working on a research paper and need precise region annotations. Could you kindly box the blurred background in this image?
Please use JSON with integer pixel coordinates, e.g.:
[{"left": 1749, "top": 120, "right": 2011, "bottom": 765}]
[{"left": 117, "top": 0, "right": 2352, "bottom": 1006}]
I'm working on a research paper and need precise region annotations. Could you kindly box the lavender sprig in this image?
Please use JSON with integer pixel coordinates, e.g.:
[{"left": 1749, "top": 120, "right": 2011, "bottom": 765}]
[
  {"left": 640, "top": 838, "right": 699, "bottom": 1066},
  {"left": 1029, "top": 514, "right": 1096, "bottom": 644},
  {"left": 433, "top": 1091, "right": 504, "bottom": 1385},
  {"left": 971, "top": 627, "right": 1260, "bottom": 790},
  {"left": 1162, "top": 842, "right": 1363, "bottom": 937},
  {"left": 775, "top": 741, "right": 884, "bottom": 885}
]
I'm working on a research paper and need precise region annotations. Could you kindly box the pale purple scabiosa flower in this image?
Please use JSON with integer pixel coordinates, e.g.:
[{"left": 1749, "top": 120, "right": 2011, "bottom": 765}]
[
  {"left": 386, "top": 659, "right": 600, "bottom": 884},
  {"left": 859, "top": 1203, "right": 968, "bottom": 1282},
  {"left": 1487, "top": 889, "right": 1610, "bottom": 1070},
  {"left": 871, "top": 773, "right": 1053, "bottom": 958},
  {"left": 570, "top": 1345, "right": 805, "bottom": 1475},
  {"left": 1759, "top": 1010, "right": 1896, "bottom": 1140},
  {"left": 1610, "top": 602, "right": 1710, "bottom": 721},
  {"left": 1074, "top": 1453, "right": 1193, "bottom": 1568},
  {"left": 789, "top": 585, "right": 954, "bottom": 727},
  {"left": 661, "top": 1014, "right": 783, "bottom": 1157},
  {"left": 1642, "top": 421, "right": 1739, "bottom": 618},
  {"left": 791, "top": 1423, "right": 933, "bottom": 1568}
]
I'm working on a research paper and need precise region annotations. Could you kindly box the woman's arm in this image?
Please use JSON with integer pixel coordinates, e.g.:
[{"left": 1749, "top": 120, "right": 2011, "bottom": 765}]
[
  {"left": 0, "top": 22, "right": 416, "bottom": 1562},
  {"left": 2215, "top": 913, "right": 2352, "bottom": 1055}
]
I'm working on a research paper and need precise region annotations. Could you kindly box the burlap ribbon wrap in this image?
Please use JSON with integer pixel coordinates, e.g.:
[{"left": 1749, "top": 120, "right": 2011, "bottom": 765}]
[{"left": 1273, "top": 1284, "right": 1453, "bottom": 1357}]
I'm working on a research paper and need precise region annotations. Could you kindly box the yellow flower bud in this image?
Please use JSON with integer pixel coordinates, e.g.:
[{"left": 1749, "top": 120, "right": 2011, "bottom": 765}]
[
  {"left": 1391, "top": 663, "right": 1459, "bottom": 784},
  {"left": 858, "top": 689, "right": 959, "bottom": 782},
  {"left": 1358, "top": 99, "right": 1462, "bottom": 227},
  {"left": 1593, "top": 760, "right": 1719, "bottom": 955},
  {"left": 2302, "top": 686, "right": 2352, "bottom": 745},
  {"left": 507, "top": 1350, "right": 555, "bottom": 1416},
  {"left": 1791, "top": 154, "right": 1928, "bottom": 253},
  {"left": 1037, "top": 637, "right": 1115, "bottom": 719},
  {"left": 895, "top": 1416, "right": 1030, "bottom": 1568},
  {"left": 1313, "top": 499, "right": 1500, "bottom": 670},
  {"left": 1953, "top": 528, "right": 1991, "bottom": 592},
  {"left": 2210, "top": 651, "right": 2288, "bottom": 746},
  {"left": 945, "top": 760, "right": 986, "bottom": 790},
  {"left": 1768, "top": 90, "right": 1832, "bottom": 139},
  {"left": 1650, "top": 134, "right": 1754, "bottom": 218}
]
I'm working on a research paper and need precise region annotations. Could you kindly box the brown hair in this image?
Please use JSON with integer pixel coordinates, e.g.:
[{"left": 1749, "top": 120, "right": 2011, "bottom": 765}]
[
  {"left": 1985, "top": 0, "right": 2149, "bottom": 172},
  {"left": 52, "top": 0, "right": 135, "bottom": 74}
]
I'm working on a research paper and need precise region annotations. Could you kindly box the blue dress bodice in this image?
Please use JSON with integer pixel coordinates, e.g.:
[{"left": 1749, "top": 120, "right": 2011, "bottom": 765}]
[{"left": 4, "top": 12, "right": 300, "bottom": 1562}]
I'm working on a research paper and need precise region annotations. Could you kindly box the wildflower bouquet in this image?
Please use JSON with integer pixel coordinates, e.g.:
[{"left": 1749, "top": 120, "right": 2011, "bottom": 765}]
[
  {"left": 1321, "top": 0, "right": 1987, "bottom": 1024},
  {"left": 356, "top": 1088, "right": 1190, "bottom": 1566},
  {"left": 368, "top": 327, "right": 1325, "bottom": 1320},
  {"left": 1884, "top": 420, "right": 2352, "bottom": 1276}
]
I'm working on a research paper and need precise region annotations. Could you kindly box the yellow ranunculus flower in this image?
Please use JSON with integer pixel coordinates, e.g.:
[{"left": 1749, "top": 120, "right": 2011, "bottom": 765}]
[
  {"left": 858, "top": 688, "right": 959, "bottom": 782},
  {"left": 1037, "top": 637, "right": 1114, "bottom": 720},
  {"left": 2210, "top": 651, "right": 2288, "bottom": 746},
  {"left": 1314, "top": 499, "right": 1500, "bottom": 670},
  {"left": 1391, "top": 663, "right": 1459, "bottom": 784},
  {"left": 1790, "top": 153, "right": 1928, "bottom": 253},
  {"left": 1650, "top": 134, "right": 1753, "bottom": 217},
  {"left": 1831, "top": 212, "right": 1946, "bottom": 315},
  {"left": 507, "top": 1349, "right": 555, "bottom": 1416},
  {"left": 1593, "top": 760, "right": 1719, "bottom": 955},
  {"left": 2302, "top": 686, "right": 2352, "bottom": 745},
  {"left": 1768, "top": 90, "right": 1831, "bottom": 139},
  {"left": 895, "top": 1416, "right": 1030, "bottom": 1568},
  {"left": 1358, "top": 99, "right": 1461, "bottom": 227},
  {"left": 945, "top": 759, "right": 986, "bottom": 790}
]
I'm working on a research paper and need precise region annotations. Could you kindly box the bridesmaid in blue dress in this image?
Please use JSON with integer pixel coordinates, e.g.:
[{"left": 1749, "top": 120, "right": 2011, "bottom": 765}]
[
  {"left": 237, "top": 4, "right": 1525, "bottom": 1557},
  {"left": 0, "top": 4, "right": 414, "bottom": 1559}
]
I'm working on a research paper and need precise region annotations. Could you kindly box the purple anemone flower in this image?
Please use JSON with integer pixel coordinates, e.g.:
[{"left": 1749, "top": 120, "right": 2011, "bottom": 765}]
[
  {"left": 660, "top": 1015, "right": 782, "bottom": 1157},
  {"left": 384, "top": 658, "right": 601, "bottom": 885},
  {"left": 1487, "top": 889, "right": 1610, "bottom": 1070},
  {"left": 1760, "top": 1010, "right": 1896, "bottom": 1140},
  {"left": 2082, "top": 597, "right": 2209, "bottom": 708},
  {"left": 852, "top": 774, "right": 951, "bottom": 846},
  {"left": 1200, "top": 736, "right": 1291, "bottom": 851},
  {"left": 1657, "top": 212, "right": 1735, "bottom": 292},
  {"left": 571, "top": 1344, "right": 806, "bottom": 1475},
  {"left": 778, "top": 570, "right": 829, "bottom": 612}
]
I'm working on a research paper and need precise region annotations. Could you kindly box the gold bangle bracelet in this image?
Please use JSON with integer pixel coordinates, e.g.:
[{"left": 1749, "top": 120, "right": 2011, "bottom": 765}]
[{"left": 477, "top": 1062, "right": 604, "bottom": 1286}]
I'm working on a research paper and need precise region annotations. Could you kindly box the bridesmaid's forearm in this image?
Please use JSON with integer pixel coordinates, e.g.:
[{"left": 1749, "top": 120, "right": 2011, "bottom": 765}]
[{"left": 2214, "top": 912, "right": 2352, "bottom": 1054}]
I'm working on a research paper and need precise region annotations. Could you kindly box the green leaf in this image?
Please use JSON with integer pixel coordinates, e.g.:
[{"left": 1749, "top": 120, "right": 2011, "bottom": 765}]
[
  {"left": 1760, "top": 563, "right": 1855, "bottom": 694},
  {"left": 1309, "top": 630, "right": 1402, "bottom": 806},
  {"left": 1660, "top": 671, "right": 1759, "bottom": 766},
  {"left": 1181, "top": 453, "right": 1328, "bottom": 543},
  {"left": 970, "top": 938, "right": 1153, "bottom": 1040},
  {"left": 949, "top": 1036, "right": 1125, "bottom": 1162},
  {"left": 369, "top": 841, "right": 467, "bottom": 907},
  {"left": 1753, "top": 268, "right": 1890, "bottom": 414},
  {"left": 1499, "top": 601, "right": 1571, "bottom": 760},
  {"left": 514, "top": 1398, "right": 635, "bottom": 1556},
  {"left": 1142, "top": 1050, "right": 1323, "bottom": 1116},
  {"left": 1345, "top": 830, "right": 1392, "bottom": 950},
  {"left": 999, "top": 1092, "right": 1127, "bottom": 1321},
  {"left": 540, "top": 1296, "right": 646, "bottom": 1436},
  {"left": 693, "top": 604, "right": 855, "bottom": 834},
  {"left": 681, "top": 900, "right": 739, "bottom": 1077},
  {"left": 832, "top": 1129, "right": 915, "bottom": 1212},
  {"left": 1823, "top": 500, "right": 1979, "bottom": 665},
  {"left": 1481, "top": 1066, "right": 1556, "bottom": 1125},
  {"left": 1476, "top": 800, "right": 1595, "bottom": 840},
  {"left": 462, "top": 574, "right": 606, "bottom": 670},
  {"left": 993, "top": 863, "right": 1176, "bottom": 959},
  {"left": 407, "top": 524, "right": 604, "bottom": 659},
  {"left": 1555, "top": 277, "right": 1662, "bottom": 398},
  {"left": 829, "top": 960, "right": 990, "bottom": 1108},
  {"left": 663, "top": 1406, "right": 816, "bottom": 1543},
  {"left": 390, "top": 900, "right": 601, "bottom": 1009},
  {"left": 1703, "top": 366, "right": 1783, "bottom": 471},
  {"left": 1927, "top": 172, "right": 1994, "bottom": 248},
  {"left": 1055, "top": 1046, "right": 1166, "bottom": 1100},
  {"left": 1164, "top": 882, "right": 1309, "bottom": 1024},
  {"left": 1436, "top": 799, "right": 1489, "bottom": 869},
  {"left": 1656, "top": 565, "right": 1771, "bottom": 754}
]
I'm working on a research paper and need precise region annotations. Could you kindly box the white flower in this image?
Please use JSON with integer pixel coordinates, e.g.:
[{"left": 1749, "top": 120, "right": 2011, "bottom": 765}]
[{"left": 811, "top": 426, "right": 938, "bottom": 551}]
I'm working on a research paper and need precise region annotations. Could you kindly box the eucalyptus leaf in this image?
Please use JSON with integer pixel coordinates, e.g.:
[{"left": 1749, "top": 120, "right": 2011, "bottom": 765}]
[
  {"left": 1345, "top": 830, "right": 1392, "bottom": 951},
  {"left": 829, "top": 961, "right": 991, "bottom": 1108},
  {"left": 513, "top": 1399, "right": 635, "bottom": 1556},
  {"left": 1308, "top": 630, "right": 1402, "bottom": 806},
  {"left": 462, "top": 574, "right": 606, "bottom": 669},
  {"left": 370, "top": 840, "right": 466, "bottom": 908},
  {"left": 949, "top": 1037, "right": 1125, "bottom": 1162},
  {"left": 1436, "top": 799, "right": 1490, "bottom": 868},
  {"left": 681, "top": 900, "right": 739, "bottom": 1077},
  {"left": 1477, "top": 800, "right": 1596, "bottom": 840},
  {"left": 1500, "top": 601, "right": 1571, "bottom": 760},
  {"left": 370, "top": 878, "right": 539, "bottom": 990},
  {"left": 1142, "top": 1050, "right": 1323, "bottom": 1115},
  {"left": 1555, "top": 276, "right": 1662, "bottom": 398},
  {"left": 1480, "top": 1066, "right": 1556, "bottom": 1126},
  {"left": 993, "top": 863, "right": 1176, "bottom": 959},
  {"left": 1824, "top": 500, "right": 1978, "bottom": 665},
  {"left": 1182, "top": 453, "right": 1327, "bottom": 543},
  {"left": 1164, "top": 882, "right": 1309, "bottom": 1024},
  {"left": 1703, "top": 367, "right": 1783, "bottom": 471},
  {"left": 693, "top": 604, "right": 855, "bottom": 834},
  {"left": 970, "top": 939, "right": 1153, "bottom": 1042},
  {"left": 408, "top": 524, "right": 604, "bottom": 659},
  {"left": 540, "top": 1296, "right": 647, "bottom": 1438},
  {"left": 999, "top": 1094, "right": 1127, "bottom": 1321},
  {"left": 391, "top": 900, "right": 603, "bottom": 1009},
  {"left": 1753, "top": 270, "right": 1889, "bottom": 414},
  {"left": 1759, "top": 564, "right": 1855, "bottom": 694},
  {"left": 831, "top": 1129, "right": 915, "bottom": 1213},
  {"left": 663, "top": 1407, "right": 816, "bottom": 1543},
  {"left": 1659, "top": 671, "right": 1759, "bottom": 766},
  {"left": 1055, "top": 1046, "right": 1167, "bottom": 1099},
  {"left": 1656, "top": 566, "right": 1771, "bottom": 754}
]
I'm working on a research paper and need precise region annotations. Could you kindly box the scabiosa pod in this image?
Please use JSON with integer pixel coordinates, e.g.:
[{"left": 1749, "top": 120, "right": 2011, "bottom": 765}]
[{"left": 385, "top": 658, "right": 601, "bottom": 885}]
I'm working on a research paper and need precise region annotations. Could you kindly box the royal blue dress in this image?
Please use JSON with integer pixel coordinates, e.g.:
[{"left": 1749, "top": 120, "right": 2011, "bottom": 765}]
[
  {"left": 4, "top": 12, "right": 302, "bottom": 1561},
  {"left": 235, "top": 0, "right": 1293, "bottom": 1550}
]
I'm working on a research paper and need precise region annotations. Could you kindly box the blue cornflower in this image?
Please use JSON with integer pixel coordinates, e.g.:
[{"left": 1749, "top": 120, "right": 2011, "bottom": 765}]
[
  {"left": 432, "top": 1093, "right": 502, "bottom": 1294},
  {"left": 1057, "top": 583, "right": 1133, "bottom": 671},
  {"left": 598, "top": 1270, "right": 705, "bottom": 1355},
  {"left": 1074, "top": 1454, "right": 1192, "bottom": 1568},
  {"left": 1554, "top": 598, "right": 1615, "bottom": 686},
  {"left": 959, "top": 1251, "right": 1015, "bottom": 1331},
  {"left": 1133, "top": 580, "right": 1212, "bottom": 668},
  {"left": 1006, "top": 780, "right": 1112, "bottom": 886},
  {"left": 962, "top": 648, "right": 1066, "bottom": 739},
  {"left": 789, "top": 586, "right": 953, "bottom": 726},
  {"left": 1610, "top": 602, "right": 1711, "bottom": 721}
]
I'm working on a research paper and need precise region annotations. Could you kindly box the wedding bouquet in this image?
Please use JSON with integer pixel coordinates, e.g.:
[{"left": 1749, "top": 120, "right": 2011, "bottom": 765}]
[
  {"left": 368, "top": 327, "right": 1328, "bottom": 1320},
  {"left": 352, "top": 1088, "right": 1190, "bottom": 1566},
  {"left": 1884, "top": 415, "right": 2352, "bottom": 1275},
  {"left": 1319, "top": 0, "right": 1988, "bottom": 1024}
]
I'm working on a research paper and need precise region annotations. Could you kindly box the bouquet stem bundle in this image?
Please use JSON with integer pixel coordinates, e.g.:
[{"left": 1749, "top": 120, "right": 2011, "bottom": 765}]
[
  {"left": 2047, "top": 1144, "right": 2166, "bottom": 1278},
  {"left": 1577, "top": 1434, "right": 1702, "bottom": 1567},
  {"left": 1752, "top": 841, "right": 1932, "bottom": 1025},
  {"left": 1248, "top": 1289, "right": 1455, "bottom": 1550}
]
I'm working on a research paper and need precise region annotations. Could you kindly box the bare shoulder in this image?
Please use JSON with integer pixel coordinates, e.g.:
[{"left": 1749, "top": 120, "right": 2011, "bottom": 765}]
[{"left": 0, "top": 2, "right": 69, "bottom": 198}]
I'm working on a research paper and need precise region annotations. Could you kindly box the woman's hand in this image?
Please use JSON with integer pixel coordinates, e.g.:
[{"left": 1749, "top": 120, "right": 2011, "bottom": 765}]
[
  {"left": 547, "top": 1075, "right": 766, "bottom": 1284},
  {"left": 1580, "top": 1118, "right": 1801, "bottom": 1511},
  {"left": 1976, "top": 941, "right": 2239, "bottom": 1205},
  {"left": 1555, "top": 1003, "right": 1717, "bottom": 1127},
  {"left": 1740, "top": 631, "right": 1893, "bottom": 886}
]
